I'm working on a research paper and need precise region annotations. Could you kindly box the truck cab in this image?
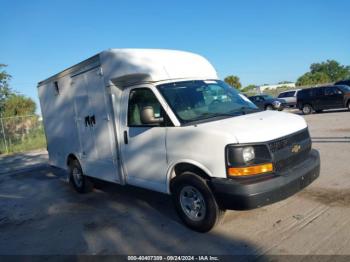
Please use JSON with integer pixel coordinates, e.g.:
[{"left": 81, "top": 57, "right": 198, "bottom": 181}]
[{"left": 38, "top": 49, "right": 320, "bottom": 232}]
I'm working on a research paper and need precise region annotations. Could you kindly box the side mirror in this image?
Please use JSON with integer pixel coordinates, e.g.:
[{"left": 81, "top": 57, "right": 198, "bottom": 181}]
[
  {"left": 336, "top": 89, "right": 343, "bottom": 95},
  {"left": 140, "top": 106, "right": 164, "bottom": 125}
]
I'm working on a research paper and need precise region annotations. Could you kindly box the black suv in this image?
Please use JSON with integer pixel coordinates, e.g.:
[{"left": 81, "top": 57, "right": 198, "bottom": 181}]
[
  {"left": 297, "top": 85, "right": 350, "bottom": 114},
  {"left": 335, "top": 79, "right": 350, "bottom": 87}
]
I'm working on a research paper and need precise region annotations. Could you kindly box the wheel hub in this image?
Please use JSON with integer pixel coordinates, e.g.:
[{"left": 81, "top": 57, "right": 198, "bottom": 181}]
[
  {"left": 72, "top": 167, "right": 83, "bottom": 187},
  {"left": 180, "top": 186, "right": 206, "bottom": 221}
]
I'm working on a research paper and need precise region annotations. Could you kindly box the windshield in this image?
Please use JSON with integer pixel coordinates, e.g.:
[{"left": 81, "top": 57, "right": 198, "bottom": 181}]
[
  {"left": 157, "top": 80, "right": 259, "bottom": 124},
  {"left": 261, "top": 94, "right": 274, "bottom": 99},
  {"left": 338, "top": 85, "right": 350, "bottom": 92}
]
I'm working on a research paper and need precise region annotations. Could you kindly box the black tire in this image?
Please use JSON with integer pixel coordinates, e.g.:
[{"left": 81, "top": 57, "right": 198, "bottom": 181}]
[
  {"left": 69, "top": 159, "right": 94, "bottom": 193},
  {"left": 347, "top": 101, "right": 350, "bottom": 111},
  {"left": 302, "top": 104, "right": 313, "bottom": 115},
  {"left": 171, "top": 172, "right": 225, "bottom": 232},
  {"left": 265, "top": 105, "right": 273, "bottom": 110}
]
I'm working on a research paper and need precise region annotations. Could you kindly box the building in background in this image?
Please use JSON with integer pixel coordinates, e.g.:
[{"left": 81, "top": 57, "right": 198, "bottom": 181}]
[{"left": 258, "top": 82, "right": 296, "bottom": 92}]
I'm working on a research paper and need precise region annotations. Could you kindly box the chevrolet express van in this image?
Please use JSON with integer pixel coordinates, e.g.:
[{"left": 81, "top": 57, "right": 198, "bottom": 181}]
[{"left": 38, "top": 49, "right": 320, "bottom": 232}]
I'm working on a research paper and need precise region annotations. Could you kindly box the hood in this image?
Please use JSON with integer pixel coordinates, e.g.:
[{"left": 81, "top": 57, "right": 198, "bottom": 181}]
[
  {"left": 266, "top": 98, "right": 286, "bottom": 103},
  {"left": 198, "top": 111, "right": 307, "bottom": 144}
]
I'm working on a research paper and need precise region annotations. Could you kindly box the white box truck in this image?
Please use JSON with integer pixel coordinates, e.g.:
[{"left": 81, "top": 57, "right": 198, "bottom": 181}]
[{"left": 38, "top": 49, "right": 320, "bottom": 232}]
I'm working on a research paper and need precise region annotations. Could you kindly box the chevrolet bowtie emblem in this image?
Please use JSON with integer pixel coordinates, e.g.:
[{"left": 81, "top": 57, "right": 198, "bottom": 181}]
[{"left": 291, "top": 144, "right": 301, "bottom": 153}]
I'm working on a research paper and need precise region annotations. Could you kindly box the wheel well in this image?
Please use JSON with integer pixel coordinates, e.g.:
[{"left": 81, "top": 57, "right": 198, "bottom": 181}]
[
  {"left": 173, "top": 163, "right": 211, "bottom": 181},
  {"left": 67, "top": 154, "right": 78, "bottom": 167},
  {"left": 303, "top": 103, "right": 313, "bottom": 108}
]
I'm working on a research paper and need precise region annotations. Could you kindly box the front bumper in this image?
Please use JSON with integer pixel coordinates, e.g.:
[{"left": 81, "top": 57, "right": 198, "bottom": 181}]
[
  {"left": 210, "top": 149, "right": 320, "bottom": 210},
  {"left": 274, "top": 103, "right": 286, "bottom": 111}
]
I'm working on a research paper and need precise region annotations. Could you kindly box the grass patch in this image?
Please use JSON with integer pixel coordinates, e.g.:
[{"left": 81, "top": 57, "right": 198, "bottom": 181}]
[{"left": 0, "top": 127, "right": 46, "bottom": 155}]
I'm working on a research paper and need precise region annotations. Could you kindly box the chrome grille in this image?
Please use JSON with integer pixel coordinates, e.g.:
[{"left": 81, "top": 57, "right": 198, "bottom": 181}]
[
  {"left": 269, "top": 129, "right": 312, "bottom": 172},
  {"left": 268, "top": 129, "right": 310, "bottom": 153},
  {"left": 274, "top": 144, "right": 311, "bottom": 172}
]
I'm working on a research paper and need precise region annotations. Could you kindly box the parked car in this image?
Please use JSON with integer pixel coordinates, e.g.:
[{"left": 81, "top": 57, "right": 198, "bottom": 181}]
[
  {"left": 335, "top": 79, "right": 350, "bottom": 87},
  {"left": 249, "top": 94, "right": 286, "bottom": 111},
  {"left": 38, "top": 49, "right": 320, "bottom": 232},
  {"left": 277, "top": 89, "right": 301, "bottom": 107},
  {"left": 297, "top": 85, "right": 350, "bottom": 114}
]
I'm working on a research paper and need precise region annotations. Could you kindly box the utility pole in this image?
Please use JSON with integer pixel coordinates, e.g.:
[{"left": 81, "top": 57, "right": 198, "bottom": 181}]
[
  {"left": 0, "top": 102, "right": 9, "bottom": 154},
  {"left": 0, "top": 117, "right": 8, "bottom": 154}
]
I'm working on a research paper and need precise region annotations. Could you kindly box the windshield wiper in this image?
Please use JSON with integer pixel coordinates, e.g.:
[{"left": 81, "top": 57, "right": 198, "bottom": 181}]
[
  {"left": 236, "top": 107, "right": 261, "bottom": 115},
  {"left": 193, "top": 112, "right": 239, "bottom": 122},
  {"left": 187, "top": 107, "right": 259, "bottom": 124}
]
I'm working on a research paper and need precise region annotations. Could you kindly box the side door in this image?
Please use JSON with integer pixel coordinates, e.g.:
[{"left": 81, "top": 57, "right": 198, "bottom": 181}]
[
  {"left": 250, "top": 96, "right": 263, "bottom": 109},
  {"left": 287, "top": 91, "right": 297, "bottom": 105},
  {"left": 256, "top": 96, "right": 266, "bottom": 109},
  {"left": 324, "top": 86, "right": 344, "bottom": 109},
  {"left": 312, "top": 88, "right": 324, "bottom": 110},
  {"left": 73, "top": 69, "right": 121, "bottom": 183},
  {"left": 72, "top": 74, "right": 98, "bottom": 163},
  {"left": 119, "top": 87, "right": 169, "bottom": 192},
  {"left": 333, "top": 86, "right": 345, "bottom": 108}
]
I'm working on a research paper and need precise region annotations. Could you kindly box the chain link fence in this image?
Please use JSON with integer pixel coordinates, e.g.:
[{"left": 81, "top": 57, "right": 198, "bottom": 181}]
[{"left": 0, "top": 115, "right": 46, "bottom": 155}]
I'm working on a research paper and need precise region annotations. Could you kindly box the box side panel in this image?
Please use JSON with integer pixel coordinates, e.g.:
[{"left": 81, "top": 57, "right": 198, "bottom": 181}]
[{"left": 38, "top": 76, "right": 80, "bottom": 169}]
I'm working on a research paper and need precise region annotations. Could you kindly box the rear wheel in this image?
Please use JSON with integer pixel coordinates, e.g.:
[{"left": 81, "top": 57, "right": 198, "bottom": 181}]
[
  {"left": 302, "top": 104, "right": 313, "bottom": 115},
  {"left": 171, "top": 172, "right": 225, "bottom": 232},
  {"left": 69, "top": 159, "right": 94, "bottom": 193}
]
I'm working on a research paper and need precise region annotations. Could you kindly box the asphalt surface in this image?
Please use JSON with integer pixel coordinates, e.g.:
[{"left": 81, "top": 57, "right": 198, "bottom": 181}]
[{"left": 0, "top": 109, "right": 349, "bottom": 256}]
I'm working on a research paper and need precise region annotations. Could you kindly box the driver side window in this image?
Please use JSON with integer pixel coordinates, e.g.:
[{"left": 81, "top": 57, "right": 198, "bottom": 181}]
[
  {"left": 324, "top": 87, "right": 335, "bottom": 96},
  {"left": 255, "top": 96, "right": 262, "bottom": 102},
  {"left": 128, "top": 88, "right": 162, "bottom": 127}
]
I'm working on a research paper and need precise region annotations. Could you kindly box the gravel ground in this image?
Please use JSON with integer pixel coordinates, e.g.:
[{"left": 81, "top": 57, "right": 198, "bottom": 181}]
[{"left": 0, "top": 109, "right": 349, "bottom": 256}]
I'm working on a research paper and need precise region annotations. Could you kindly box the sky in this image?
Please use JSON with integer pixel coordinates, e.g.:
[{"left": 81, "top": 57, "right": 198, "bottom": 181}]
[{"left": 1, "top": 0, "right": 350, "bottom": 113}]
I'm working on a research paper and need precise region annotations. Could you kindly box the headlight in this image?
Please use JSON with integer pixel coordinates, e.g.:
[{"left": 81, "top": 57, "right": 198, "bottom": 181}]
[
  {"left": 272, "top": 101, "right": 281, "bottom": 107},
  {"left": 242, "top": 146, "right": 255, "bottom": 162},
  {"left": 226, "top": 145, "right": 273, "bottom": 177}
]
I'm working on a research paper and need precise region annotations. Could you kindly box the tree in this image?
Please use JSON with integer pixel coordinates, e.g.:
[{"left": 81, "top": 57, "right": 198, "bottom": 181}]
[
  {"left": 0, "top": 64, "right": 12, "bottom": 111},
  {"left": 0, "top": 63, "right": 37, "bottom": 117},
  {"left": 310, "top": 60, "right": 350, "bottom": 82},
  {"left": 224, "top": 75, "right": 242, "bottom": 89},
  {"left": 2, "top": 94, "right": 36, "bottom": 118},
  {"left": 296, "top": 72, "right": 331, "bottom": 86},
  {"left": 296, "top": 60, "right": 350, "bottom": 86},
  {"left": 241, "top": 84, "right": 257, "bottom": 92}
]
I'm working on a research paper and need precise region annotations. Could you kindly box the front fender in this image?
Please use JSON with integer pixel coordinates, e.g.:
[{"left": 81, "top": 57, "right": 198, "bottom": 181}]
[{"left": 165, "top": 159, "right": 214, "bottom": 194}]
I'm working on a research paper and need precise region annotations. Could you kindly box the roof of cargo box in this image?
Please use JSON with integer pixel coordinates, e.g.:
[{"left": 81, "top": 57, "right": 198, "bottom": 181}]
[
  {"left": 38, "top": 49, "right": 218, "bottom": 87},
  {"left": 101, "top": 49, "right": 218, "bottom": 86}
]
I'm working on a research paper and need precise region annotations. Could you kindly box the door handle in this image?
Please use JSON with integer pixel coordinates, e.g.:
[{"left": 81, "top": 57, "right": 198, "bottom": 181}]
[
  {"left": 90, "top": 115, "right": 96, "bottom": 125},
  {"left": 124, "top": 130, "right": 128, "bottom": 144},
  {"left": 85, "top": 116, "right": 91, "bottom": 127},
  {"left": 84, "top": 115, "right": 96, "bottom": 127}
]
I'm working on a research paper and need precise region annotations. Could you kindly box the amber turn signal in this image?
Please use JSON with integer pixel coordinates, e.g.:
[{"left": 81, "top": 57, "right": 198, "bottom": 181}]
[{"left": 228, "top": 163, "right": 273, "bottom": 177}]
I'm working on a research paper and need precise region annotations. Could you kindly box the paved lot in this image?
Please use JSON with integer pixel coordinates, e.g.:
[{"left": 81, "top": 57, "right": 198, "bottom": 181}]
[{"left": 0, "top": 109, "right": 349, "bottom": 256}]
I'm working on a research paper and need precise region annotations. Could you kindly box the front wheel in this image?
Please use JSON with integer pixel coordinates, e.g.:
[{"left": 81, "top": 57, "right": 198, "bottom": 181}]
[
  {"left": 171, "top": 172, "right": 225, "bottom": 232},
  {"left": 265, "top": 105, "right": 273, "bottom": 110},
  {"left": 302, "top": 104, "right": 313, "bottom": 115}
]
